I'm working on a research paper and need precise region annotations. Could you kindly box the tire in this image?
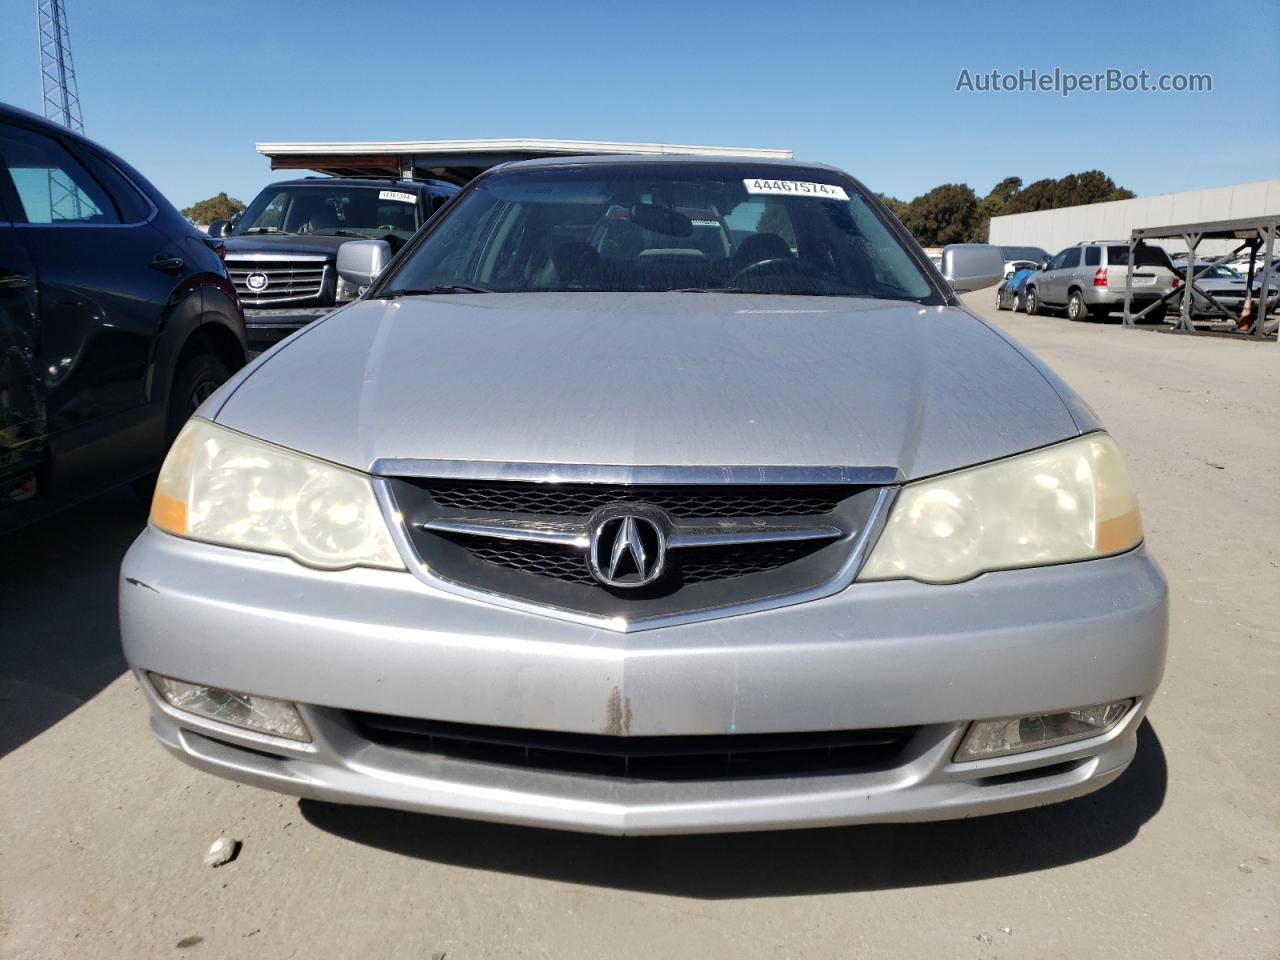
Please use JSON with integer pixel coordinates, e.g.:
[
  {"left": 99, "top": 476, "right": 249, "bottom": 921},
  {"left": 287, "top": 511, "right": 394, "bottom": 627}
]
[
  {"left": 133, "top": 352, "right": 230, "bottom": 504},
  {"left": 1015, "top": 291, "right": 1026, "bottom": 312},
  {"left": 996, "top": 288, "right": 1009, "bottom": 311},
  {"left": 167, "top": 352, "right": 230, "bottom": 441},
  {"left": 1025, "top": 286, "right": 1040, "bottom": 316},
  {"left": 1067, "top": 289, "right": 1088, "bottom": 322}
]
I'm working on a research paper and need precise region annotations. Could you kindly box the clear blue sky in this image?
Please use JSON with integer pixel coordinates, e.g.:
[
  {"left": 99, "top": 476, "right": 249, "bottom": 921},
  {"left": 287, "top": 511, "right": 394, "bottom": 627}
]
[{"left": 2, "top": 0, "right": 1275, "bottom": 210}]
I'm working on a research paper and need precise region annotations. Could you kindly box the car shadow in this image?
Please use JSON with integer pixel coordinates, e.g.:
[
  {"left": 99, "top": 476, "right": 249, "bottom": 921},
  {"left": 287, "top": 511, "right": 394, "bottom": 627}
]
[
  {"left": 301, "top": 720, "right": 1166, "bottom": 898},
  {"left": 0, "top": 488, "right": 145, "bottom": 756}
]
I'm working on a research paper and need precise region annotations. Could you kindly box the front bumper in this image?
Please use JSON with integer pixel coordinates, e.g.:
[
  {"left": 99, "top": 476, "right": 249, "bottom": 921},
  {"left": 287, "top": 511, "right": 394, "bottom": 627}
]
[
  {"left": 120, "top": 528, "right": 1168, "bottom": 835},
  {"left": 242, "top": 308, "right": 334, "bottom": 347}
]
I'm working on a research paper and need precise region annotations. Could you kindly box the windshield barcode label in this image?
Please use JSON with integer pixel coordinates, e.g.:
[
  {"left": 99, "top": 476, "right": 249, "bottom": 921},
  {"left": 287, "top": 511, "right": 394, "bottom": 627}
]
[
  {"left": 743, "top": 179, "right": 848, "bottom": 200},
  {"left": 378, "top": 190, "right": 416, "bottom": 204}
]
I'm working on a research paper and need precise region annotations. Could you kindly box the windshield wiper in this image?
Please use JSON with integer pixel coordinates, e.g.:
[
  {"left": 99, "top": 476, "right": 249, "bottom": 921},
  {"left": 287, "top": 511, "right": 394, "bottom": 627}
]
[
  {"left": 668, "top": 287, "right": 749, "bottom": 293},
  {"left": 243, "top": 227, "right": 289, "bottom": 235},
  {"left": 378, "top": 284, "right": 493, "bottom": 297}
]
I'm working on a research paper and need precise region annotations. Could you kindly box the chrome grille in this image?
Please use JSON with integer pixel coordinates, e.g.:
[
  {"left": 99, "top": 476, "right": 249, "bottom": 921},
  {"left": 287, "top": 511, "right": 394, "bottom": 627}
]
[
  {"left": 226, "top": 257, "right": 329, "bottom": 305},
  {"left": 384, "top": 469, "right": 892, "bottom": 628}
]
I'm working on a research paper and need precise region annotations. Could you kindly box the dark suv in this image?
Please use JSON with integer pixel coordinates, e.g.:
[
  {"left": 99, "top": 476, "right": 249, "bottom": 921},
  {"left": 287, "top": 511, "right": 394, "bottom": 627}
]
[
  {"left": 212, "top": 177, "right": 458, "bottom": 346},
  {"left": 0, "top": 102, "right": 246, "bottom": 534}
]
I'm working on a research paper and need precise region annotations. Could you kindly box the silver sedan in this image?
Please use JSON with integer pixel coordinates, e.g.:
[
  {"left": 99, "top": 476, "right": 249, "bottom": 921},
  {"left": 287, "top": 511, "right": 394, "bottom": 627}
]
[{"left": 120, "top": 157, "right": 1167, "bottom": 835}]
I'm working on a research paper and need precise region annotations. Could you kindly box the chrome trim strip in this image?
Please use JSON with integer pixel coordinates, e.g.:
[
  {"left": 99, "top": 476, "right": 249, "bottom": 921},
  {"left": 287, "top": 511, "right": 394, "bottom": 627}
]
[
  {"left": 224, "top": 251, "right": 331, "bottom": 263},
  {"left": 667, "top": 524, "right": 842, "bottom": 548},
  {"left": 372, "top": 460, "right": 903, "bottom": 485},
  {"left": 422, "top": 516, "right": 590, "bottom": 548},
  {"left": 420, "top": 516, "right": 841, "bottom": 550},
  {"left": 374, "top": 481, "right": 898, "bottom": 634}
]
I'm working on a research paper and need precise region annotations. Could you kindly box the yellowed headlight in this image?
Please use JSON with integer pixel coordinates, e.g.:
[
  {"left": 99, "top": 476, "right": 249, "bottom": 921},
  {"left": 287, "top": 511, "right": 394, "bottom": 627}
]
[
  {"left": 151, "top": 419, "right": 404, "bottom": 571},
  {"left": 859, "top": 433, "right": 1142, "bottom": 584}
]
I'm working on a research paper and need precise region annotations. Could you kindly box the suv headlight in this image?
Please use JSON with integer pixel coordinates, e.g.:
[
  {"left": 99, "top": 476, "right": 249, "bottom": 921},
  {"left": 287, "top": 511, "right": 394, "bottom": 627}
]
[
  {"left": 150, "top": 419, "right": 404, "bottom": 571},
  {"left": 859, "top": 433, "right": 1142, "bottom": 584}
]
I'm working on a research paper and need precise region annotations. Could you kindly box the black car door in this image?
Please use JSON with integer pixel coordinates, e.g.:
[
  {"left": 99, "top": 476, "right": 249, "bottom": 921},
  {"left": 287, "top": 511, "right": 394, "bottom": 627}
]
[
  {"left": 0, "top": 120, "right": 179, "bottom": 496},
  {"left": 0, "top": 176, "right": 44, "bottom": 505}
]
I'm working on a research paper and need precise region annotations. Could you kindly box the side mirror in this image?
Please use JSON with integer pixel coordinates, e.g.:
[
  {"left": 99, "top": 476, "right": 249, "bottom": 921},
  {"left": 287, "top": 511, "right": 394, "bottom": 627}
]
[
  {"left": 1039, "top": 261, "right": 1048, "bottom": 271},
  {"left": 336, "top": 239, "right": 392, "bottom": 290},
  {"left": 207, "top": 219, "right": 228, "bottom": 238},
  {"left": 940, "top": 243, "right": 1006, "bottom": 293}
]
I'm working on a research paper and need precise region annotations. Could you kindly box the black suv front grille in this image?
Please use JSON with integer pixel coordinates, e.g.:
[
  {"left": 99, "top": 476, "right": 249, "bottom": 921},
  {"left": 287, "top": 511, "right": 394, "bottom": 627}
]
[{"left": 352, "top": 713, "right": 916, "bottom": 781}]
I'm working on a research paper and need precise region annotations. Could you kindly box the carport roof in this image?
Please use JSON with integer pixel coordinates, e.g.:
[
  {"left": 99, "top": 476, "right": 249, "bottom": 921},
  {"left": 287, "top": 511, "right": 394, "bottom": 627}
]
[{"left": 255, "top": 138, "right": 794, "bottom": 184}]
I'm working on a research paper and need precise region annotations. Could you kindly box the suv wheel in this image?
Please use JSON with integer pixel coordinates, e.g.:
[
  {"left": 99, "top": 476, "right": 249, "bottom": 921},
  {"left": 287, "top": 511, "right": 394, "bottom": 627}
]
[
  {"left": 1025, "top": 287, "right": 1040, "bottom": 315},
  {"left": 132, "top": 352, "right": 231, "bottom": 503},
  {"left": 168, "top": 353, "right": 230, "bottom": 439},
  {"left": 1067, "top": 290, "right": 1088, "bottom": 321},
  {"left": 996, "top": 288, "right": 1009, "bottom": 310}
]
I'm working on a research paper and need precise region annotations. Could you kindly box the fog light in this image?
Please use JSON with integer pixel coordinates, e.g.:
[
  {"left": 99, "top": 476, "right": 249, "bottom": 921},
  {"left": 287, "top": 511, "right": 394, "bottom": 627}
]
[
  {"left": 954, "top": 699, "right": 1132, "bottom": 762},
  {"left": 150, "top": 674, "right": 310, "bottom": 741}
]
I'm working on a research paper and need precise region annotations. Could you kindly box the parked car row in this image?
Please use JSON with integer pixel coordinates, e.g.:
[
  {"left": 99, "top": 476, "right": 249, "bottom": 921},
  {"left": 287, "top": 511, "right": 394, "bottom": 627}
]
[
  {"left": 998, "top": 240, "right": 1279, "bottom": 323},
  {"left": 995, "top": 240, "right": 1181, "bottom": 321}
]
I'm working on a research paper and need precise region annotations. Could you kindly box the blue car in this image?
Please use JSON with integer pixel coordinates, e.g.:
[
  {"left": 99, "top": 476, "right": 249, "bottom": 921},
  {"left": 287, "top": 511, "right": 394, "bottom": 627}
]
[{"left": 996, "top": 266, "right": 1038, "bottom": 312}]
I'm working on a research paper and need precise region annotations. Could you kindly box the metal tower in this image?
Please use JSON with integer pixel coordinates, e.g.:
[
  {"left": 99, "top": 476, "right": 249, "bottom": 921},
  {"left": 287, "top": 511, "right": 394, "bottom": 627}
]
[{"left": 37, "top": 0, "right": 84, "bottom": 132}]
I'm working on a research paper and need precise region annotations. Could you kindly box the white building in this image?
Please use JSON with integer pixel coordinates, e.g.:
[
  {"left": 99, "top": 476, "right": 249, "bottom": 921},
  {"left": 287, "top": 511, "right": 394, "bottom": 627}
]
[{"left": 988, "top": 178, "right": 1280, "bottom": 256}]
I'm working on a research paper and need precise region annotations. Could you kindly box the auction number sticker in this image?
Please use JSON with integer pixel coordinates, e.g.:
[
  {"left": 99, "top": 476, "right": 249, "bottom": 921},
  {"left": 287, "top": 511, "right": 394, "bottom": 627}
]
[
  {"left": 378, "top": 190, "right": 417, "bottom": 204},
  {"left": 743, "top": 179, "right": 848, "bottom": 200}
]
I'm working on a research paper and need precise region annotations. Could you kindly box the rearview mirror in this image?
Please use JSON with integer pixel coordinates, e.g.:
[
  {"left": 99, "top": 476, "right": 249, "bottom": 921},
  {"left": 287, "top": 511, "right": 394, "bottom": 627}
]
[
  {"left": 336, "top": 239, "right": 392, "bottom": 290},
  {"left": 207, "top": 219, "right": 228, "bottom": 238},
  {"left": 630, "top": 203, "right": 692, "bottom": 238},
  {"left": 940, "top": 244, "right": 1006, "bottom": 293}
]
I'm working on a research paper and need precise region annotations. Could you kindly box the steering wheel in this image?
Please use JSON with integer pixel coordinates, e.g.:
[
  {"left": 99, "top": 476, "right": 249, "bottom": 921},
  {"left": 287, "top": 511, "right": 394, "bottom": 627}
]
[
  {"left": 376, "top": 224, "right": 398, "bottom": 233},
  {"left": 727, "top": 257, "right": 823, "bottom": 288}
]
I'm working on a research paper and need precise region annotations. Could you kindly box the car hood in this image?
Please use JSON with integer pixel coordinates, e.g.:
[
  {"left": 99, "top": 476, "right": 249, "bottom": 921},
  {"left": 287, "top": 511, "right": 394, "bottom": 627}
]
[
  {"left": 221, "top": 234, "right": 349, "bottom": 258},
  {"left": 212, "top": 293, "right": 1083, "bottom": 481}
]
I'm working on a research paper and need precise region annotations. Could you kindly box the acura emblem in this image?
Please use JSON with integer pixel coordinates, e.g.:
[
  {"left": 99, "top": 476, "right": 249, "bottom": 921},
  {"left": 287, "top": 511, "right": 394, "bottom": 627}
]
[
  {"left": 588, "top": 512, "right": 666, "bottom": 588},
  {"left": 245, "top": 272, "right": 269, "bottom": 292}
]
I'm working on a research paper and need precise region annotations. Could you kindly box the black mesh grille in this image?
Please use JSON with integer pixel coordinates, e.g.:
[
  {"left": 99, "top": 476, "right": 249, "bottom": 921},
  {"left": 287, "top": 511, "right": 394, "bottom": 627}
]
[
  {"left": 418, "top": 480, "right": 846, "bottom": 518},
  {"left": 443, "top": 533, "right": 826, "bottom": 586},
  {"left": 676, "top": 541, "right": 826, "bottom": 583},
  {"left": 352, "top": 713, "right": 916, "bottom": 781},
  {"left": 449, "top": 534, "right": 598, "bottom": 585}
]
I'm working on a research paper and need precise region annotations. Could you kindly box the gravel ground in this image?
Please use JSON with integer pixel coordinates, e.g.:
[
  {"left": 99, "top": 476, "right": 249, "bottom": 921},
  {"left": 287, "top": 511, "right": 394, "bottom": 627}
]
[{"left": 2, "top": 293, "right": 1277, "bottom": 959}]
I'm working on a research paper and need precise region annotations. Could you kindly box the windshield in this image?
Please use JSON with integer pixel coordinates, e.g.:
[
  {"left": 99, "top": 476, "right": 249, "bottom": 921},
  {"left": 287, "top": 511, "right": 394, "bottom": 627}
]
[
  {"left": 233, "top": 184, "right": 422, "bottom": 239},
  {"left": 1107, "top": 245, "right": 1174, "bottom": 269},
  {"left": 1191, "top": 265, "right": 1240, "bottom": 280},
  {"left": 1000, "top": 245, "right": 1049, "bottom": 263},
  {"left": 378, "top": 165, "right": 937, "bottom": 301}
]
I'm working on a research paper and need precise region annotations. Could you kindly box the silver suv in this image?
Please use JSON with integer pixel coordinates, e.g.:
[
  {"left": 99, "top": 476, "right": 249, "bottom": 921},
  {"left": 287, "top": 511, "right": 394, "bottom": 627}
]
[{"left": 1026, "top": 241, "right": 1179, "bottom": 321}]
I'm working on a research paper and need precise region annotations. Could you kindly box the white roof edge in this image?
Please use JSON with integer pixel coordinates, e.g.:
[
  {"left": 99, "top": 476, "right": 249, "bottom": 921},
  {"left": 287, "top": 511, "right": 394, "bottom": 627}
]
[{"left": 255, "top": 138, "right": 793, "bottom": 160}]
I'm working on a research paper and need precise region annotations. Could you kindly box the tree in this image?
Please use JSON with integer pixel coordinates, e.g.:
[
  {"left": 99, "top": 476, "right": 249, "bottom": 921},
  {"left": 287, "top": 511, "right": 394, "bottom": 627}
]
[
  {"left": 901, "top": 184, "right": 979, "bottom": 247},
  {"left": 877, "top": 193, "right": 909, "bottom": 221},
  {"left": 974, "top": 176, "right": 1023, "bottom": 242},
  {"left": 181, "top": 192, "right": 245, "bottom": 224},
  {"left": 1001, "top": 171, "right": 1134, "bottom": 215}
]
